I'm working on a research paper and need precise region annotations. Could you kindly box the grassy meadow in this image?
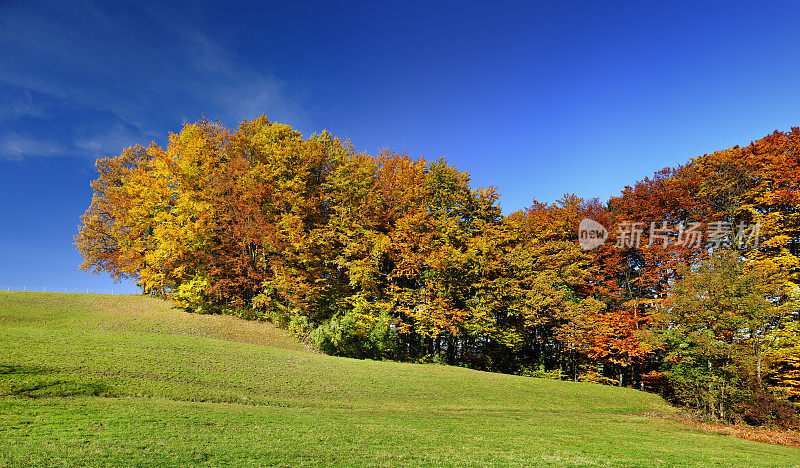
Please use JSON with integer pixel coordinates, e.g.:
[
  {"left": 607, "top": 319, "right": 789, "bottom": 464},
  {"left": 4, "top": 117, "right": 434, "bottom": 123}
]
[{"left": 1, "top": 291, "right": 798, "bottom": 466}]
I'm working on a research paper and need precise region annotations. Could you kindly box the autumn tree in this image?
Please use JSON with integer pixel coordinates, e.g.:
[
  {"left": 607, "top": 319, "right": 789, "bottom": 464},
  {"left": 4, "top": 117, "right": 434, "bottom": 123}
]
[
  {"left": 75, "top": 117, "right": 800, "bottom": 425},
  {"left": 660, "top": 250, "right": 793, "bottom": 420},
  {"left": 75, "top": 145, "right": 151, "bottom": 283}
]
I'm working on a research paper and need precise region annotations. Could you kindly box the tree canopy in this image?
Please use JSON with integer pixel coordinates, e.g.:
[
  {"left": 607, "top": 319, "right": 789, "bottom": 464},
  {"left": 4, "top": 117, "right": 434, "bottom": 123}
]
[{"left": 76, "top": 117, "right": 800, "bottom": 426}]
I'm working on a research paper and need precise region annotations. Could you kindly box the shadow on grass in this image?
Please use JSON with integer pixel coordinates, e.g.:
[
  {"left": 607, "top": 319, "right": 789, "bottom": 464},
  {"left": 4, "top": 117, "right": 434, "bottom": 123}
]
[
  {"left": 0, "top": 364, "right": 50, "bottom": 375},
  {"left": 0, "top": 364, "right": 112, "bottom": 398}
]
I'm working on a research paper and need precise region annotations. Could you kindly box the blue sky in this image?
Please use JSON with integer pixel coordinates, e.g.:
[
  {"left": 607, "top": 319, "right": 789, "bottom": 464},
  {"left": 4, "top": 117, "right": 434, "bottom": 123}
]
[{"left": 2, "top": 0, "right": 800, "bottom": 294}]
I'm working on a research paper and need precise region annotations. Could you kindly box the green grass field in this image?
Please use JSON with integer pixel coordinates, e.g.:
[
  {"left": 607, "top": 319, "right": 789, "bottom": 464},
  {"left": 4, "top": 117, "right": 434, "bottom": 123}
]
[{"left": 0, "top": 292, "right": 798, "bottom": 466}]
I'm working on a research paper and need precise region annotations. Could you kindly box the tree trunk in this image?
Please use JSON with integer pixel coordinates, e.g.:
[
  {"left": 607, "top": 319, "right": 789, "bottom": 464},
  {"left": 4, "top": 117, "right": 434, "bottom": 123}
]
[
  {"left": 708, "top": 357, "right": 713, "bottom": 416},
  {"left": 757, "top": 353, "right": 763, "bottom": 387}
]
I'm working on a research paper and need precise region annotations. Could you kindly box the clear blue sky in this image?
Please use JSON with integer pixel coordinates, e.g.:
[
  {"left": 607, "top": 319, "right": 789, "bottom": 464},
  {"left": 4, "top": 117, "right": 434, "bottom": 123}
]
[{"left": 2, "top": 0, "right": 800, "bottom": 294}]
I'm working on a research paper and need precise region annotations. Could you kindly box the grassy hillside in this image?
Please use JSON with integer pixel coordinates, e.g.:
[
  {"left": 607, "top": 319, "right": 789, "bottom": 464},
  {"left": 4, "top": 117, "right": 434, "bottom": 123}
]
[{"left": 0, "top": 292, "right": 798, "bottom": 466}]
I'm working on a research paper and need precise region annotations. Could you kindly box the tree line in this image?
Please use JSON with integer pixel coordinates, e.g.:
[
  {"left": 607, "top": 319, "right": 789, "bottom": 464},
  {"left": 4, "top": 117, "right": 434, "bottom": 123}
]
[{"left": 76, "top": 117, "right": 800, "bottom": 426}]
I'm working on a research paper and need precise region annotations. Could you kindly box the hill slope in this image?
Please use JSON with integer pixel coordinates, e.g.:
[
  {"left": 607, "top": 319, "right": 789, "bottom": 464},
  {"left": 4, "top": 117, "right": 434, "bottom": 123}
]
[{"left": 0, "top": 292, "right": 798, "bottom": 466}]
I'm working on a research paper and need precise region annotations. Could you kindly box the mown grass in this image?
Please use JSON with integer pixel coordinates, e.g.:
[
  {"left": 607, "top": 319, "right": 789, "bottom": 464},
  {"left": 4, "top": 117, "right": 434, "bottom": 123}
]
[{"left": 0, "top": 292, "right": 798, "bottom": 466}]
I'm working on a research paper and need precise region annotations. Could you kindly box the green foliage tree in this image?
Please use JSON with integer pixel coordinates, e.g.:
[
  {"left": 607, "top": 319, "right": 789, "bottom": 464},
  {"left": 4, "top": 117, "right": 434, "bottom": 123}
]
[{"left": 660, "top": 250, "right": 793, "bottom": 421}]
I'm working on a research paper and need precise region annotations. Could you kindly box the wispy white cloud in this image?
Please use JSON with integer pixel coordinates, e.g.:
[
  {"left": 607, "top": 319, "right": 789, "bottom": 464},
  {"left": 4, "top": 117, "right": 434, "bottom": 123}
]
[
  {"left": 0, "top": 134, "right": 67, "bottom": 161},
  {"left": 0, "top": 0, "right": 308, "bottom": 161},
  {"left": 73, "top": 122, "right": 143, "bottom": 158},
  {"left": 0, "top": 89, "right": 50, "bottom": 121}
]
